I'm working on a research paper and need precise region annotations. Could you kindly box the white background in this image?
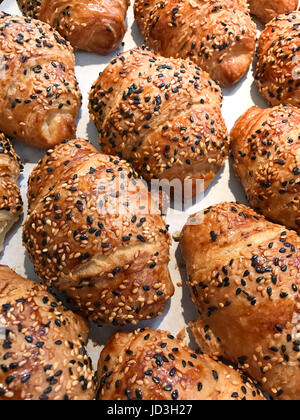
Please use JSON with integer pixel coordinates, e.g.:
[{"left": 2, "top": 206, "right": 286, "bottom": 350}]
[{"left": 0, "top": 0, "right": 268, "bottom": 367}]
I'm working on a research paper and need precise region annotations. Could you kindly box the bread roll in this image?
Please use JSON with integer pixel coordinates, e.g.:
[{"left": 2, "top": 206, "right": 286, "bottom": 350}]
[
  {"left": 0, "top": 265, "right": 96, "bottom": 400},
  {"left": 89, "top": 47, "right": 229, "bottom": 196},
  {"left": 98, "top": 328, "right": 265, "bottom": 400},
  {"left": 0, "top": 12, "right": 81, "bottom": 149},
  {"left": 23, "top": 138, "right": 174, "bottom": 326},
  {"left": 231, "top": 105, "right": 300, "bottom": 232},
  {"left": 17, "top": 0, "right": 129, "bottom": 55},
  {"left": 134, "top": 0, "right": 257, "bottom": 87},
  {"left": 255, "top": 11, "right": 300, "bottom": 107},
  {"left": 248, "top": 0, "right": 298, "bottom": 24},
  {"left": 180, "top": 202, "right": 300, "bottom": 400},
  {"left": 0, "top": 133, "right": 23, "bottom": 252}
]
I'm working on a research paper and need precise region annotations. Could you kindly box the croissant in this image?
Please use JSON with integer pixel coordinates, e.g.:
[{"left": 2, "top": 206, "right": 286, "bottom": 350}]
[
  {"left": 0, "top": 265, "right": 96, "bottom": 400},
  {"left": 133, "top": 0, "right": 257, "bottom": 87},
  {"left": 0, "top": 133, "right": 23, "bottom": 252},
  {"left": 0, "top": 12, "right": 81, "bottom": 149},
  {"left": 248, "top": 0, "right": 299, "bottom": 23},
  {"left": 98, "top": 328, "right": 265, "bottom": 400},
  {"left": 180, "top": 202, "right": 300, "bottom": 400},
  {"left": 89, "top": 47, "right": 229, "bottom": 196},
  {"left": 17, "top": 0, "right": 129, "bottom": 55},
  {"left": 23, "top": 138, "right": 174, "bottom": 326},
  {"left": 255, "top": 11, "right": 300, "bottom": 107},
  {"left": 231, "top": 105, "right": 300, "bottom": 232}
]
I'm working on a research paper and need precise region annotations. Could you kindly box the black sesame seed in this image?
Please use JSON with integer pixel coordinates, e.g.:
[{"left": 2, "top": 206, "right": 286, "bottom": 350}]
[
  {"left": 171, "top": 390, "right": 179, "bottom": 400},
  {"left": 212, "top": 370, "right": 218, "bottom": 380}
]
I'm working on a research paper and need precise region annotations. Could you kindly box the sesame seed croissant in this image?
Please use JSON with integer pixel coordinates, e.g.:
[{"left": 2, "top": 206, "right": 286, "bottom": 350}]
[
  {"left": 0, "top": 265, "right": 96, "bottom": 400},
  {"left": 255, "top": 11, "right": 300, "bottom": 107},
  {"left": 134, "top": 0, "right": 257, "bottom": 87},
  {"left": 23, "top": 138, "right": 174, "bottom": 326},
  {"left": 231, "top": 105, "right": 300, "bottom": 232},
  {"left": 89, "top": 47, "right": 229, "bottom": 196},
  {"left": 0, "top": 12, "right": 81, "bottom": 149},
  {"left": 180, "top": 202, "right": 300, "bottom": 400},
  {"left": 0, "top": 133, "right": 23, "bottom": 252},
  {"left": 97, "top": 328, "right": 265, "bottom": 400},
  {"left": 17, "top": 0, "right": 130, "bottom": 55},
  {"left": 248, "top": 0, "right": 298, "bottom": 24}
]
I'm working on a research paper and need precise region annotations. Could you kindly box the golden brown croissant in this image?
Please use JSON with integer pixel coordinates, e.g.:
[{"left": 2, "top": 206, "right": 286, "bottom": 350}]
[
  {"left": 0, "top": 12, "right": 81, "bottom": 149},
  {"left": 248, "top": 0, "right": 298, "bottom": 23},
  {"left": 0, "top": 265, "right": 96, "bottom": 400},
  {"left": 134, "top": 0, "right": 257, "bottom": 87},
  {"left": 23, "top": 138, "right": 174, "bottom": 326},
  {"left": 98, "top": 328, "right": 265, "bottom": 400},
  {"left": 89, "top": 47, "right": 229, "bottom": 195},
  {"left": 231, "top": 105, "right": 300, "bottom": 232},
  {"left": 0, "top": 133, "right": 23, "bottom": 252},
  {"left": 255, "top": 11, "right": 300, "bottom": 107},
  {"left": 17, "top": 0, "right": 130, "bottom": 55},
  {"left": 180, "top": 202, "right": 300, "bottom": 400}
]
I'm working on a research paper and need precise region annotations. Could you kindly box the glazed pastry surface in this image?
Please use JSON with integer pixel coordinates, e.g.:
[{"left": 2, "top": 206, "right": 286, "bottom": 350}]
[
  {"left": 181, "top": 202, "right": 300, "bottom": 400},
  {"left": 0, "top": 265, "right": 96, "bottom": 400},
  {"left": 23, "top": 138, "right": 174, "bottom": 326},
  {"left": 17, "top": 0, "right": 130, "bottom": 54}
]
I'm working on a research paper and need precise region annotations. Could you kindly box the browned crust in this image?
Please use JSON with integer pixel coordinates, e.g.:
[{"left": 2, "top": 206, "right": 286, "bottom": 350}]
[
  {"left": 230, "top": 105, "right": 300, "bottom": 232},
  {"left": 248, "top": 0, "right": 298, "bottom": 24},
  {"left": 134, "top": 0, "right": 256, "bottom": 87},
  {"left": 255, "top": 11, "right": 300, "bottom": 107},
  {"left": 89, "top": 47, "right": 229, "bottom": 195},
  {"left": 0, "top": 12, "right": 81, "bottom": 148},
  {"left": 17, "top": 0, "right": 130, "bottom": 54},
  {"left": 23, "top": 138, "right": 174, "bottom": 326},
  {"left": 0, "top": 132, "right": 23, "bottom": 250},
  {"left": 0, "top": 265, "right": 96, "bottom": 400},
  {"left": 180, "top": 202, "right": 300, "bottom": 400},
  {"left": 98, "top": 328, "right": 265, "bottom": 400}
]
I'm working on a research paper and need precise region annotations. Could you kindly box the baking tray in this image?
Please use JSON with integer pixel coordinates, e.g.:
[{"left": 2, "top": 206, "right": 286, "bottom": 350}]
[{"left": 0, "top": 0, "right": 266, "bottom": 369}]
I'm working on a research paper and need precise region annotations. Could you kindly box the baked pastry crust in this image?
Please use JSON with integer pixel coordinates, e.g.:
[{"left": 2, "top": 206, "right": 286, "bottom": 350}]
[
  {"left": 23, "top": 138, "right": 174, "bottom": 326},
  {"left": 180, "top": 202, "right": 300, "bottom": 400},
  {"left": 0, "top": 265, "right": 96, "bottom": 400},
  {"left": 134, "top": 0, "right": 257, "bottom": 87},
  {"left": 255, "top": 11, "right": 300, "bottom": 107},
  {"left": 17, "top": 0, "right": 130, "bottom": 55},
  {"left": 231, "top": 105, "right": 300, "bottom": 232},
  {"left": 89, "top": 47, "right": 229, "bottom": 195},
  {"left": 0, "top": 12, "right": 81, "bottom": 149},
  {"left": 248, "top": 0, "right": 298, "bottom": 24},
  {"left": 98, "top": 328, "right": 265, "bottom": 400},
  {"left": 0, "top": 133, "right": 23, "bottom": 252}
]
